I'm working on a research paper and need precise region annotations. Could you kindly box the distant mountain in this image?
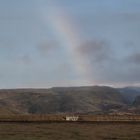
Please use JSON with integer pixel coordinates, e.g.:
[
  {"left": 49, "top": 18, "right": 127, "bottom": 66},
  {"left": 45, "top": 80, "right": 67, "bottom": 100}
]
[
  {"left": 0, "top": 86, "right": 126, "bottom": 115},
  {"left": 128, "top": 87, "right": 140, "bottom": 91},
  {"left": 116, "top": 96, "right": 140, "bottom": 115},
  {"left": 133, "top": 96, "right": 140, "bottom": 107},
  {"left": 118, "top": 87, "right": 140, "bottom": 103}
]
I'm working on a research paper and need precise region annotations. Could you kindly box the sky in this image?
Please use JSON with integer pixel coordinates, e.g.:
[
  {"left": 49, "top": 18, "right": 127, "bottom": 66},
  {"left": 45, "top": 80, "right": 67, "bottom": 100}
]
[{"left": 0, "top": 0, "right": 140, "bottom": 88}]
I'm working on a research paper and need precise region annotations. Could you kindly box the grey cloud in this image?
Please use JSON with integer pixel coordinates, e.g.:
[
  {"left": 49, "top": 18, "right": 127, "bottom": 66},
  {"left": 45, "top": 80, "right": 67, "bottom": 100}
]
[
  {"left": 97, "top": 51, "right": 140, "bottom": 85},
  {"left": 124, "top": 41, "right": 137, "bottom": 50},
  {"left": 37, "top": 41, "right": 60, "bottom": 56},
  {"left": 77, "top": 40, "right": 140, "bottom": 85},
  {"left": 0, "top": 39, "right": 16, "bottom": 49},
  {"left": 11, "top": 54, "right": 32, "bottom": 65},
  {"left": 75, "top": 12, "right": 140, "bottom": 27},
  {"left": 127, "top": 53, "right": 140, "bottom": 64},
  {"left": 78, "top": 40, "right": 111, "bottom": 63},
  {"left": 119, "top": 13, "right": 140, "bottom": 22},
  {"left": 21, "top": 54, "right": 32, "bottom": 65}
]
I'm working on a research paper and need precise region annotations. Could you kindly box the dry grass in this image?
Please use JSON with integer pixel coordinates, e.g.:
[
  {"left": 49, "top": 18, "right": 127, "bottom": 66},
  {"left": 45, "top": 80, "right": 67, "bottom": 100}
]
[
  {"left": 0, "top": 115, "right": 140, "bottom": 122},
  {"left": 0, "top": 122, "right": 140, "bottom": 140}
]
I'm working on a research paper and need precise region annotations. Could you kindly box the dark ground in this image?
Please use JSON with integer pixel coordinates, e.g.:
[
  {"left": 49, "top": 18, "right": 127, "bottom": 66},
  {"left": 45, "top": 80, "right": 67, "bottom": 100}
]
[{"left": 0, "top": 122, "right": 140, "bottom": 140}]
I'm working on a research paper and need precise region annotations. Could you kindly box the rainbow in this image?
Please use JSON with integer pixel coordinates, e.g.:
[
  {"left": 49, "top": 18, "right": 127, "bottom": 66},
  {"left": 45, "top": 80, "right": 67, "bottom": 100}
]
[{"left": 42, "top": 1, "right": 94, "bottom": 85}]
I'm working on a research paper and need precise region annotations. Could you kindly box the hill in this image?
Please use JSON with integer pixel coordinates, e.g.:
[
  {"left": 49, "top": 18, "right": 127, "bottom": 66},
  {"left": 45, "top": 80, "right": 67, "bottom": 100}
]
[
  {"left": 133, "top": 96, "right": 140, "bottom": 107},
  {"left": 0, "top": 86, "right": 126, "bottom": 115},
  {"left": 118, "top": 87, "right": 140, "bottom": 103}
]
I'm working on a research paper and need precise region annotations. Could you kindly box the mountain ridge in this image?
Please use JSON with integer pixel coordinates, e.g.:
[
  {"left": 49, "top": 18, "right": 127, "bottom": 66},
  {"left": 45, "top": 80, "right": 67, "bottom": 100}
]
[{"left": 0, "top": 86, "right": 139, "bottom": 115}]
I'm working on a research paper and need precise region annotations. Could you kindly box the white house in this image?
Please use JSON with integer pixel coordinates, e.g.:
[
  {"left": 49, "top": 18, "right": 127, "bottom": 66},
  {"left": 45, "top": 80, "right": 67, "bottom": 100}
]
[{"left": 65, "top": 116, "right": 79, "bottom": 121}]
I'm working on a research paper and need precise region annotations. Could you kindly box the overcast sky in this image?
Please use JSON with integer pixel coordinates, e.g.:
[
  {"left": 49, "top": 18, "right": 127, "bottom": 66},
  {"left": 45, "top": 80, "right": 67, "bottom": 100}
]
[{"left": 0, "top": 0, "right": 140, "bottom": 88}]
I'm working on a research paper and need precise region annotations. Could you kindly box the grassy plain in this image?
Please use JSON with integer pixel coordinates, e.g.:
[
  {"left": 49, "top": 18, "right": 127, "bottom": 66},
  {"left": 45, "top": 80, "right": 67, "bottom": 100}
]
[{"left": 0, "top": 122, "right": 140, "bottom": 140}]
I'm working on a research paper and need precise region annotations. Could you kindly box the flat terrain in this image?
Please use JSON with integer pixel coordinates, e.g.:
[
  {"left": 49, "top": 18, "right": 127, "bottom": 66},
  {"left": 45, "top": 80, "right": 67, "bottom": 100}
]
[{"left": 0, "top": 122, "right": 140, "bottom": 140}]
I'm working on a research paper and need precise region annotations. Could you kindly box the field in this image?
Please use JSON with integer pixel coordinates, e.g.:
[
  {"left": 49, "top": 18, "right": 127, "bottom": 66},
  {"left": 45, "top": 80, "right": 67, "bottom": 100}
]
[{"left": 0, "top": 122, "right": 140, "bottom": 140}]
